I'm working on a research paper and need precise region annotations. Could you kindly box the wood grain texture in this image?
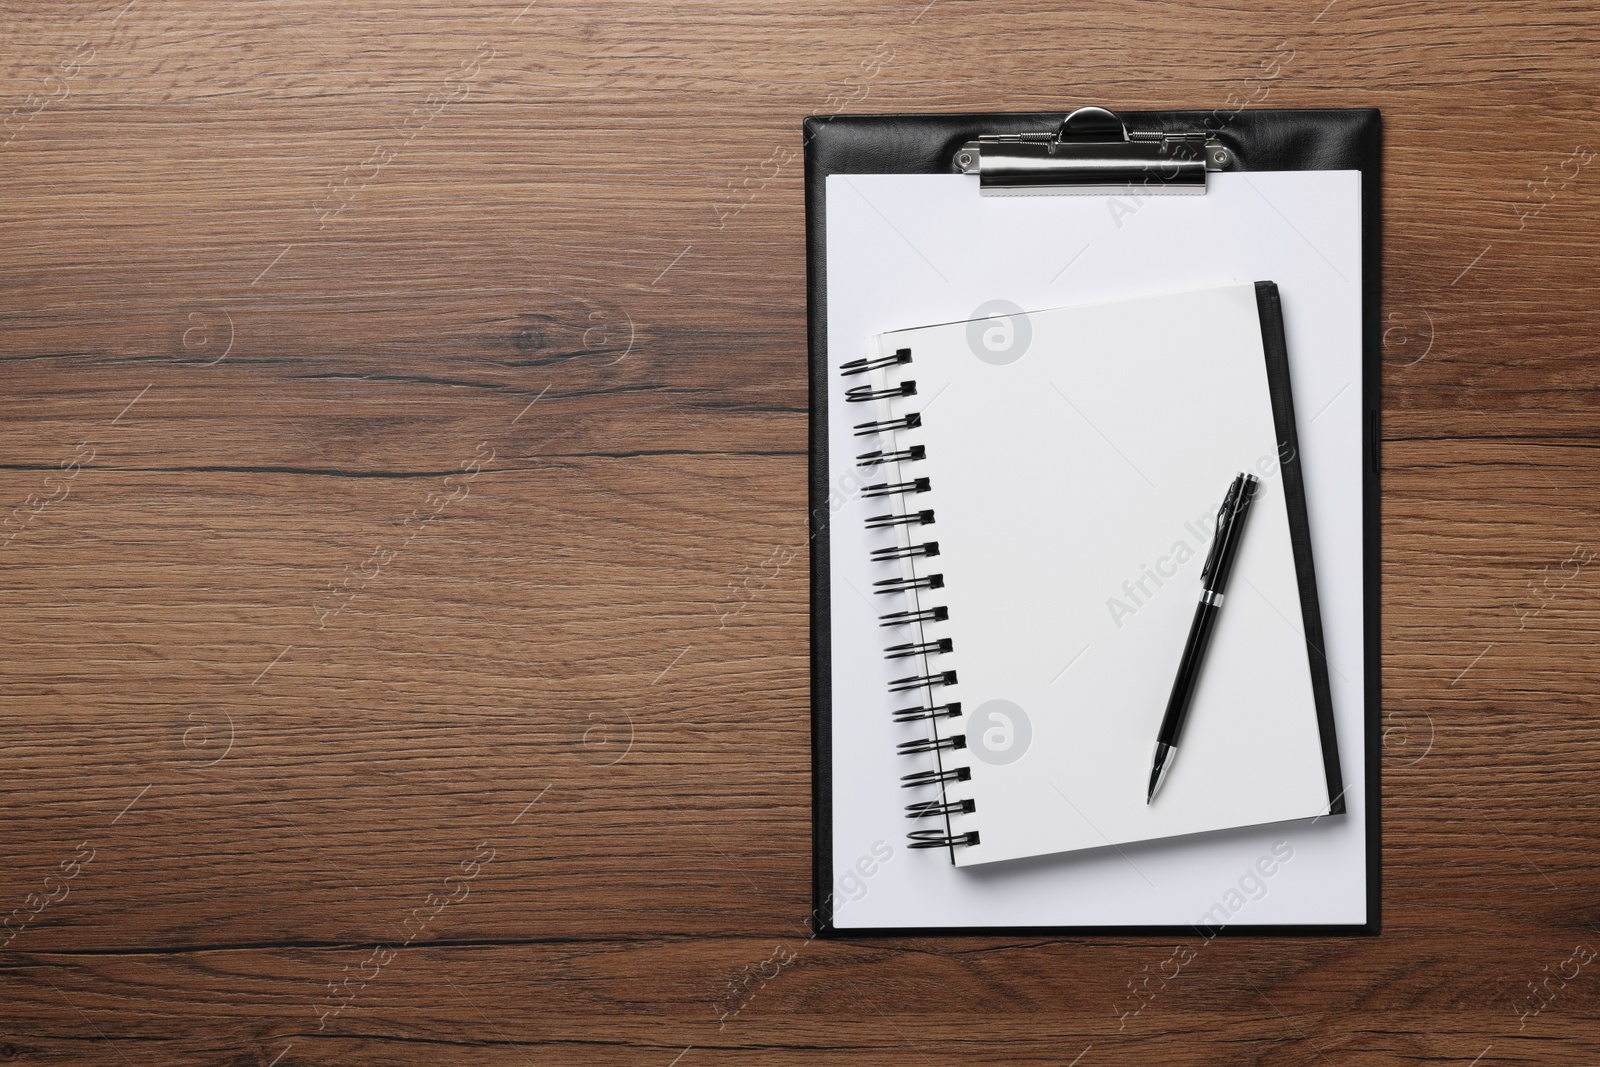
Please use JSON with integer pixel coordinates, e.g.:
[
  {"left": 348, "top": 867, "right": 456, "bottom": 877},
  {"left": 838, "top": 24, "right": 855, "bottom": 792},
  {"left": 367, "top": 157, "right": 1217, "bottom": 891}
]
[{"left": 3, "top": 0, "right": 1599, "bottom": 1062}]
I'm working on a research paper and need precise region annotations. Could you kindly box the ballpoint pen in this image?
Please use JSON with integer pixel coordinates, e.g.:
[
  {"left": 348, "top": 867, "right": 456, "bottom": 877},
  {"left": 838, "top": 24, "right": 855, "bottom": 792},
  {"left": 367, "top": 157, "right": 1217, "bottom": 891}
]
[{"left": 1148, "top": 471, "right": 1260, "bottom": 803}]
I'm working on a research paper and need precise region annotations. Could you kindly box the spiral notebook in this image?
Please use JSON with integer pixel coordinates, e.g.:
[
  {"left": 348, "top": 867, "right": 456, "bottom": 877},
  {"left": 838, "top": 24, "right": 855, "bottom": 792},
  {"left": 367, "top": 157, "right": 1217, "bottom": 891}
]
[
  {"left": 807, "top": 107, "right": 1379, "bottom": 933},
  {"left": 847, "top": 281, "right": 1342, "bottom": 868}
]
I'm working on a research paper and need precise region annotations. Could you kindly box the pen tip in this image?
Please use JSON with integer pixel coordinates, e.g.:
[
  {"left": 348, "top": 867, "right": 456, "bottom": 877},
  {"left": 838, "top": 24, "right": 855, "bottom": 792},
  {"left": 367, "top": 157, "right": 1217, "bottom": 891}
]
[{"left": 1147, "top": 743, "right": 1172, "bottom": 804}]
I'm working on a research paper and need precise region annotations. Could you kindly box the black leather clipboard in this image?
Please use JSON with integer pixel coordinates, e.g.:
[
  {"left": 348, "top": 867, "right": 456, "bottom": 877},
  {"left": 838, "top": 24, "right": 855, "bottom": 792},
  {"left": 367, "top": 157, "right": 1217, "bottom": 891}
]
[{"left": 804, "top": 108, "right": 1381, "bottom": 937}]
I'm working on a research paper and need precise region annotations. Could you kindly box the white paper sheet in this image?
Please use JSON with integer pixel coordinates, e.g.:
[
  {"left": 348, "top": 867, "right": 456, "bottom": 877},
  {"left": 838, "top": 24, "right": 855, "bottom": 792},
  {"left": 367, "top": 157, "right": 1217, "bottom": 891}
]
[{"left": 825, "top": 172, "right": 1366, "bottom": 926}]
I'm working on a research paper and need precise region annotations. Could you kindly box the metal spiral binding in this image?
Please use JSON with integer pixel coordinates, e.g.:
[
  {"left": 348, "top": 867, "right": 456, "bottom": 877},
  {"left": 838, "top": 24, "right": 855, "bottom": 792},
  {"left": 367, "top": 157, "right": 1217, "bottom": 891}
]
[
  {"left": 884, "top": 637, "right": 951, "bottom": 658},
  {"left": 901, "top": 766, "right": 969, "bottom": 787},
  {"left": 840, "top": 347, "right": 912, "bottom": 377},
  {"left": 891, "top": 701, "right": 960, "bottom": 723},
  {"left": 873, "top": 573, "right": 944, "bottom": 595},
  {"left": 865, "top": 509, "right": 933, "bottom": 531},
  {"left": 906, "top": 797, "right": 975, "bottom": 818},
  {"left": 857, "top": 445, "right": 924, "bottom": 468},
  {"left": 907, "top": 828, "right": 981, "bottom": 849},
  {"left": 845, "top": 381, "right": 917, "bottom": 403},
  {"left": 862, "top": 478, "right": 930, "bottom": 500},
  {"left": 872, "top": 541, "right": 940, "bottom": 563},
  {"left": 842, "top": 344, "right": 979, "bottom": 857},
  {"left": 854, "top": 413, "right": 921, "bottom": 436},
  {"left": 897, "top": 735, "right": 966, "bottom": 755},
  {"left": 888, "top": 670, "right": 956, "bottom": 694},
  {"left": 879, "top": 605, "right": 946, "bottom": 626}
]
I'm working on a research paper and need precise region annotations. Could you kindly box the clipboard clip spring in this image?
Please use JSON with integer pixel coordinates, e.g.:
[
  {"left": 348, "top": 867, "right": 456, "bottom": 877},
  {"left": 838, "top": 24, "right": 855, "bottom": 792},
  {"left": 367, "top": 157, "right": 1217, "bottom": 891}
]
[{"left": 953, "top": 106, "right": 1227, "bottom": 196}]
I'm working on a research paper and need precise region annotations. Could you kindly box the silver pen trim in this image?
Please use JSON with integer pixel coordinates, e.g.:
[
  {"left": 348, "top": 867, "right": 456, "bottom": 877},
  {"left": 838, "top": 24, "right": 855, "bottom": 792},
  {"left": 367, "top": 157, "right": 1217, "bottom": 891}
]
[{"left": 1148, "top": 741, "right": 1176, "bottom": 803}]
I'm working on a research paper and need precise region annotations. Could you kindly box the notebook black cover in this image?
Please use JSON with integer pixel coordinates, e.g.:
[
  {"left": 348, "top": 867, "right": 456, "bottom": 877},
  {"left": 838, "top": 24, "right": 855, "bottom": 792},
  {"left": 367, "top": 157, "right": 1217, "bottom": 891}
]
[
  {"left": 1253, "top": 280, "right": 1347, "bottom": 817},
  {"left": 805, "top": 109, "right": 1381, "bottom": 937}
]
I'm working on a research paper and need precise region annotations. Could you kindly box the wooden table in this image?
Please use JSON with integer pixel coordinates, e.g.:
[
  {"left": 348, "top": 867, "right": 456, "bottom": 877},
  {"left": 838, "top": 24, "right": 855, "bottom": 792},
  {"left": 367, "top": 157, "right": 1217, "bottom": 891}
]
[{"left": 3, "top": 1, "right": 1597, "bottom": 1063}]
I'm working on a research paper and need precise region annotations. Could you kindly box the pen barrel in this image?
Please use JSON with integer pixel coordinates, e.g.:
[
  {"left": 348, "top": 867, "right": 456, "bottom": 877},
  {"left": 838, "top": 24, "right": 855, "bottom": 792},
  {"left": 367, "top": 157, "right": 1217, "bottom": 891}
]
[{"left": 1155, "top": 600, "right": 1222, "bottom": 747}]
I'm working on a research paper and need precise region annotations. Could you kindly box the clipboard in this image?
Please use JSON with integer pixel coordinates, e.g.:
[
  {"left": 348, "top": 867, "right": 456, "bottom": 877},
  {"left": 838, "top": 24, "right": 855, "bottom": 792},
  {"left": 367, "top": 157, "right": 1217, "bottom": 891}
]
[{"left": 805, "top": 107, "right": 1381, "bottom": 936}]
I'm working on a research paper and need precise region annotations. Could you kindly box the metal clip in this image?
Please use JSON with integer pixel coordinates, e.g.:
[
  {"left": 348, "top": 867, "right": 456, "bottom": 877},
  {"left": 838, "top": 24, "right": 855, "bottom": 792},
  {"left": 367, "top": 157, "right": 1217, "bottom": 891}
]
[{"left": 952, "top": 106, "right": 1226, "bottom": 195}]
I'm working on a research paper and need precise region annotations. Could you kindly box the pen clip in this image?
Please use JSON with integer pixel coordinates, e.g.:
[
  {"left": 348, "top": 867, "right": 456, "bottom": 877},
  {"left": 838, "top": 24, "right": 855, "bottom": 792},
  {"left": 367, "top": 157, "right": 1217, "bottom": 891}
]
[{"left": 1200, "top": 476, "right": 1243, "bottom": 585}]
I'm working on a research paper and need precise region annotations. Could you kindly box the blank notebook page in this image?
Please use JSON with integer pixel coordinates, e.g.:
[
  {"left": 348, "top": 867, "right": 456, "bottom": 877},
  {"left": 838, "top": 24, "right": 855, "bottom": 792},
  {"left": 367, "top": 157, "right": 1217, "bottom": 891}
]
[{"left": 865, "top": 282, "right": 1330, "bottom": 867}]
